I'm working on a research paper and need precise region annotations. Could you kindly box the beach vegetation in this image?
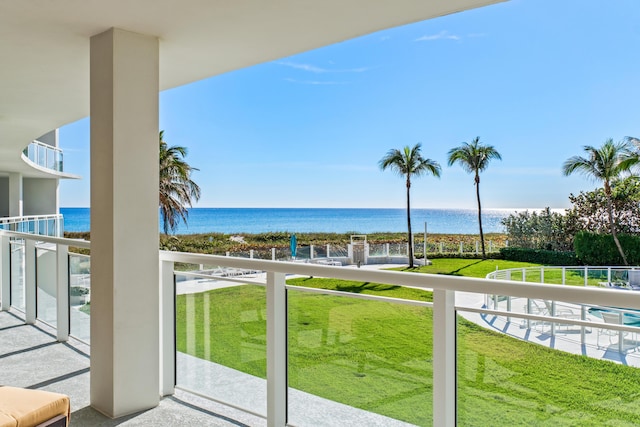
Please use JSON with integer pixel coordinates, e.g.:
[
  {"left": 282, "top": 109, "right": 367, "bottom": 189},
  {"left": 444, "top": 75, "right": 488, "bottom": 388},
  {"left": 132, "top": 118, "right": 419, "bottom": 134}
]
[
  {"left": 159, "top": 130, "right": 201, "bottom": 235},
  {"left": 379, "top": 143, "right": 442, "bottom": 268},
  {"left": 448, "top": 137, "right": 502, "bottom": 259},
  {"left": 562, "top": 139, "right": 638, "bottom": 265},
  {"left": 501, "top": 208, "right": 574, "bottom": 252}
]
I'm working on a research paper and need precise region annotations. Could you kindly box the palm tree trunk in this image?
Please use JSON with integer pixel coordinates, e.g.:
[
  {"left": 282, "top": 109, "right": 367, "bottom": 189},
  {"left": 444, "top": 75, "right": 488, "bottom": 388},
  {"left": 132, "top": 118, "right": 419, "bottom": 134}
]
[
  {"left": 406, "top": 178, "right": 414, "bottom": 268},
  {"left": 475, "top": 173, "right": 486, "bottom": 259},
  {"left": 605, "top": 182, "right": 628, "bottom": 266}
]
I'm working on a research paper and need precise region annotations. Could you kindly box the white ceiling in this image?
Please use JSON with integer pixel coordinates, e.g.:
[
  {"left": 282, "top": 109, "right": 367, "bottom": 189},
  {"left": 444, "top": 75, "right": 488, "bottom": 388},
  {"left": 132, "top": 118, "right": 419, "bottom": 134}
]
[{"left": 0, "top": 0, "right": 504, "bottom": 177}]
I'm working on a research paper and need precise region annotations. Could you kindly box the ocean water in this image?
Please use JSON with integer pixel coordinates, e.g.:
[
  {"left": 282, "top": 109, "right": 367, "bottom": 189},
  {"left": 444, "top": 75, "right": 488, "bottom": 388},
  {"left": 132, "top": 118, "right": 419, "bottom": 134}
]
[{"left": 61, "top": 207, "right": 518, "bottom": 235}]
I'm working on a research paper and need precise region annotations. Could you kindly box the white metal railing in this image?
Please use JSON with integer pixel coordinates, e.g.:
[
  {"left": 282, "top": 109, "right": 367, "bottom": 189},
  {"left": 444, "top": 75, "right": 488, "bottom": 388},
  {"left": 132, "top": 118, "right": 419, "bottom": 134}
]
[
  {"left": 5, "top": 230, "right": 640, "bottom": 426},
  {"left": 22, "top": 139, "right": 64, "bottom": 172},
  {"left": 0, "top": 214, "right": 63, "bottom": 237}
]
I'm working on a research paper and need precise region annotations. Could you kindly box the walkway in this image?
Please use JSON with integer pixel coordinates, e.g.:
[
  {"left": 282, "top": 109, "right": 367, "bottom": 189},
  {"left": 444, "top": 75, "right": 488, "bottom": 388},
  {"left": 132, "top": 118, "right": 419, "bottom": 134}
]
[{"left": 0, "top": 308, "right": 414, "bottom": 426}]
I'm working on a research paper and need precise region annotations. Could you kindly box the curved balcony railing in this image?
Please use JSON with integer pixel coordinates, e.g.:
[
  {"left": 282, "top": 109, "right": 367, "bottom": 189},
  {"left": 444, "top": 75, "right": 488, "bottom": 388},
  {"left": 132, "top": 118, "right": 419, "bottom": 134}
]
[
  {"left": 5, "top": 230, "right": 640, "bottom": 425},
  {"left": 22, "top": 140, "right": 63, "bottom": 172},
  {"left": 0, "top": 214, "right": 62, "bottom": 237}
]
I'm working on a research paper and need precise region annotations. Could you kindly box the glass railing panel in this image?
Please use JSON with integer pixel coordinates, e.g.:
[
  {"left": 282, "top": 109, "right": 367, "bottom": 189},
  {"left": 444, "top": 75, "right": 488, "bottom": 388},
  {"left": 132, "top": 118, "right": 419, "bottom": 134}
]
[
  {"left": 36, "top": 247, "right": 57, "bottom": 326},
  {"left": 312, "top": 245, "right": 327, "bottom": 258},
  {"left": 295, "top": 246, "right": 310, "bottom": 260},
  {"left": 368, "top": 243, "right": 386, "bottom": 256},
  {"left": 37, "top": 144, "right": 46, "bottom": 168},
  {"left": 328, "top": 244, "right": 347, "bottom": 257},
  {"left": 10, "top": 240, "right": 25, "bottom": 310},
  {"left": 457, "top": 306, "right": 640, "bottom": 425},
  {"left": 175, "top": 276, "right": 267, "bottom": 417},
  {"left": 388, "top": 243, "right": 407, "bottom": 256},
  {"left": 69, "top": 253, "right": 91, "bottom": 342},
  {"left": 287, "top": 289, "right": 433, "bottom": 426}
]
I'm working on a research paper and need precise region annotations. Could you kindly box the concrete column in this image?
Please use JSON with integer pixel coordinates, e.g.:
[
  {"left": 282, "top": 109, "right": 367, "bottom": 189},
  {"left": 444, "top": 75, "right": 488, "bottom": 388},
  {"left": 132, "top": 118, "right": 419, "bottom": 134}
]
[
  {"left": 90, "top": 28, "right": 159, "bottom": 418},
  {"left": 8, "top": 173, "right": 23, "bottom": 218}
]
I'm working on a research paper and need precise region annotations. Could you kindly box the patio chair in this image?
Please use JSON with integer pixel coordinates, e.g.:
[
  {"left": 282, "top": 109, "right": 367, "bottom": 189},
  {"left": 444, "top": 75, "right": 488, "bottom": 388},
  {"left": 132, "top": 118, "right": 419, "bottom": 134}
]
[
  {"left": 629, "top": 270, "right": 640, "bottom": 290},
  {"left": 543, "top": 300, "right": 581, "bottom": 320},
  {"left": 542, "top": 300, "right": 582, "bottom": 332},
  {"left": 598, "top": 311, "right": 636, "bottom": 352},
  {"left": 524, "top": 300, "right": 550, "bottom": 331}
]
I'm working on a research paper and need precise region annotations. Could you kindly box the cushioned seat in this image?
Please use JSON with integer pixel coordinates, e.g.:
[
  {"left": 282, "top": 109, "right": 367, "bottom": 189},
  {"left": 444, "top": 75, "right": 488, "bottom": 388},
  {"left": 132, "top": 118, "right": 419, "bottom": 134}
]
[{"left": 0, "top": 387, "right": 69, "bottom": 427}]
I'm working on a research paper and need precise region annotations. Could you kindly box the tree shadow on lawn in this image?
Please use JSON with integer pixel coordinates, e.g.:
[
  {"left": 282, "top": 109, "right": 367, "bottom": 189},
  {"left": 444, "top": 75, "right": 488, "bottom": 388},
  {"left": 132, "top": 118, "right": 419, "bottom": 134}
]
[
  {"left": 296, "top": 277, "right": 401, "bottom": 293},
  {"left": 399, "top": 259, "right": 485, "bottom": 276}
]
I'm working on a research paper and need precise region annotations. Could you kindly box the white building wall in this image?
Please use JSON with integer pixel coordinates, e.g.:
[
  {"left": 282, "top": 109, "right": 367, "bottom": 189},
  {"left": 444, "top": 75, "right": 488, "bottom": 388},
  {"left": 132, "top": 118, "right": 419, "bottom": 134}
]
[
  {"left": 23, "top": 178, "right": 58, "bottom": 215},
  {"left": 36, "top": 130, "right": 58, "bottom": 148}
]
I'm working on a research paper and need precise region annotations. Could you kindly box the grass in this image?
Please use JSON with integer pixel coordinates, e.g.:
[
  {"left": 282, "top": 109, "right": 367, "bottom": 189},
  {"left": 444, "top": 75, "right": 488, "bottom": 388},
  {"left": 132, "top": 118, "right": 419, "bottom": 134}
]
[{"left": 175, "top": 258, "right": 640, "bottom": 425}]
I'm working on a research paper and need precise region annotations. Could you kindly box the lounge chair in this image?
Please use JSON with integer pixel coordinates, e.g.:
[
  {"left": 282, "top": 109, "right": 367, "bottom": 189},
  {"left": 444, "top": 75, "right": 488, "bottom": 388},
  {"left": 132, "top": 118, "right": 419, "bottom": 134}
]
[
  {"left": 0, "top": 386, "right": 69, "bottom": 426},
  {"left": 629, "top": 270, "right": 640, "bottom": 290},
  {"left": 598, "top": 310, "right": 637, "bottom": 352},
  {"left": 543, "top": 300, "right": 581, "bottom": 320}
]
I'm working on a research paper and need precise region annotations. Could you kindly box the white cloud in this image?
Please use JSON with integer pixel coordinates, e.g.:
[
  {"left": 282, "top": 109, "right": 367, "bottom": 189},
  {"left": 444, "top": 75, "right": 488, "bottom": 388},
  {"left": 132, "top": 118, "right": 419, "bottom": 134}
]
[
  {"left": 283, "top": 78, "right": 348, "bottom": 85},
  {"left": 415, "top": 31, "right": 461, "bottom": 42},
  {"left": 277, "top": 61, "right": 371, "bottom": 74}
]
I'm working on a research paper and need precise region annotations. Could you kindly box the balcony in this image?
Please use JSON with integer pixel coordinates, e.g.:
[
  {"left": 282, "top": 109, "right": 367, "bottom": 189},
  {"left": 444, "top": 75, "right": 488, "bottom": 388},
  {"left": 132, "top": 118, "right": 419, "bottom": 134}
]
[
  {"left": 3, "top": 230, "right": 640, "bottom": 426},
  {"left": 0, "top": 214, "right": 62, "bottom": 237},
  {"left": 22, "top": 140, "right": 63, "bottom": 173}
]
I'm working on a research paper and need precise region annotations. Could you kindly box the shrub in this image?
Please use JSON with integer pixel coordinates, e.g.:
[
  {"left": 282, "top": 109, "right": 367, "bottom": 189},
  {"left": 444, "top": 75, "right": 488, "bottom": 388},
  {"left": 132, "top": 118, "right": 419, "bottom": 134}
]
[
  {"left": 500, "top": 247, "right": 579, "bottom": 266},
  {"left": 573, "top": 231, "right": 640, "bottom": 265}
]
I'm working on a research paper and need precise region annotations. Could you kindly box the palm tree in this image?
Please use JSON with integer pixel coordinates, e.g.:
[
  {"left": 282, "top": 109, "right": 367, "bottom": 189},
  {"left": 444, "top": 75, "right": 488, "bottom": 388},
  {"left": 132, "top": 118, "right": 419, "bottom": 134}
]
[
  {"left": 448, "top": 137, "right": 501, "bottom": 259},
  {"left": 562, "top": 139, "right": 637, "bottom": 265},
  {"left": 159, "top": 130, "right": 201, "bottom": 234},
  {"left": 379, "top": 143, "right": 441, "bottom": 268}
]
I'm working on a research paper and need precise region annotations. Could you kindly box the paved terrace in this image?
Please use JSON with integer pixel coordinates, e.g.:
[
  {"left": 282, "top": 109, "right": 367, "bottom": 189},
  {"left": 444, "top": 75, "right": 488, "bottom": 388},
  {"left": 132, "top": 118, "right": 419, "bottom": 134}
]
[{"left": 0, "top": 308, "right": 413, "bottom": 426}]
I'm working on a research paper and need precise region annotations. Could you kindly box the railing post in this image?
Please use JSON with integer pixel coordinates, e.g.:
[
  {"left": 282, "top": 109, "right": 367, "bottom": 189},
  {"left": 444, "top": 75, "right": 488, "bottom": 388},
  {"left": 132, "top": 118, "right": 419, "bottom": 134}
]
[
  {"left": 607, "top": 267, "right": 611, "bottom": 285},
  {"left": 550, "top": 301, "right": 556, "bottom": 336},
  {"left": 160, "top": 259, "right": 176, "bottom": 397},
  {"left": 584, "top": 266, "right": 588, "bottom": 287},
  {"left": 488, "top": 240, "right": 493, "bottom": 253},
  {"left": 267, "top": 271, "right": 287, "bottom": 427},
  {"left": 433, "top": 288, "right": 456, "bottom": 427},
  {"left": 56, "top": 244, "right": 69, "bottom": 342},
  {"left": 459, "top": 241, "right": 463, "bottom": 254},
  {"left": 25, "top": 239, "right": 36, "bottom": 324},
  {"left": 581, "top": 304, "right": 586, "bottom": 345},
  {"left": 310, "top": 245, "right": 314, "bottom": 260},
  {"left": 475, "top": 240, "right": 478, "bottom": 255},
  {"left": 1, "top": 236, "right": 9, "bottom": 311},
  {"left": 250, "top": 249, "right": 254, "bottom": 259},
  {"left": 326, "top": 244, "right": 330, "bottom": 258},
  {"left": 272, "top": 248, "right": 276, "bottom": 261},
  {"left": 562, "top": 267, "right": 566, "bottom": 286}
]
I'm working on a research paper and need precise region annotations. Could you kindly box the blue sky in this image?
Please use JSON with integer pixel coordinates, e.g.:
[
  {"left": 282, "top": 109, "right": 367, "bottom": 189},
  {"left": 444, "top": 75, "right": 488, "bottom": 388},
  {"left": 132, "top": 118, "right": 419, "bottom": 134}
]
[{"left": 59, "top": 0, "right": 640, "bottom": 209}]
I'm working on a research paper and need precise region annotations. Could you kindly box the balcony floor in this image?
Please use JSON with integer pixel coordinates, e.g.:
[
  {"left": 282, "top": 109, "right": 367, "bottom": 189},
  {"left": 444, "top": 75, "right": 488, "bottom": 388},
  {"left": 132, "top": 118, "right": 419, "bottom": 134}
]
[{"left": 0, "top": 309, "right": 265, "bottom": 426}]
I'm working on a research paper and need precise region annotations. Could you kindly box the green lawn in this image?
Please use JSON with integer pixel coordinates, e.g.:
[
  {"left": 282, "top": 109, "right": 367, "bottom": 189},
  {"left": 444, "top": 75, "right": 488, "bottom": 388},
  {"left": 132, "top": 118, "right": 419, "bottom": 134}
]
[{"left": 176, "top": 259, "right": 640, "bottom": 426}]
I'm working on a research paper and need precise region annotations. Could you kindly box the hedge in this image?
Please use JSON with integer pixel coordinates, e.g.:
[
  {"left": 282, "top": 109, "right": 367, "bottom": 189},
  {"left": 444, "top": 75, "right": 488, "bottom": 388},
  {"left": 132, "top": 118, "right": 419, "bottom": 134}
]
[
  {"left": 500, "top": 247, "right": 580, "bottom": 266},
  {"left": 573, "top": 232, "right": 640, "bottom": 265}
]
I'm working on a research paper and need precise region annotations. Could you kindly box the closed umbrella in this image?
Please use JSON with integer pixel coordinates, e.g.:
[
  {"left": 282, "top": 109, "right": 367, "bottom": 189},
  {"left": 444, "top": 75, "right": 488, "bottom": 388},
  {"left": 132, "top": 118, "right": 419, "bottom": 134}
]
[{"left": 290, "top": 234, "right": 297, "bottom": 259}]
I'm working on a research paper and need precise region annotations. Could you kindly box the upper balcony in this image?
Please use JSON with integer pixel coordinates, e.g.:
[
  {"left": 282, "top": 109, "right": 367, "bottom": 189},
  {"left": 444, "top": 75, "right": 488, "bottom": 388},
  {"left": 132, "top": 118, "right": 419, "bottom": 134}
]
[{"left": 22, "top": 140, "right": 63, "bottom": 173}]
